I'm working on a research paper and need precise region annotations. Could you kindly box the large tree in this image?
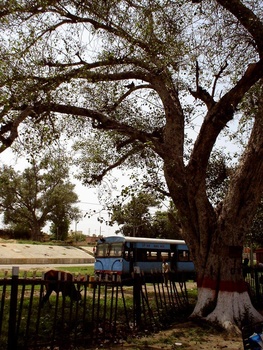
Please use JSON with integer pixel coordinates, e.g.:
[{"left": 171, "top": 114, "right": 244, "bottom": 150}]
[
  {"left": 0, "top": 1, "right": 263, "bottom": 329},
  {"left": 0, "top": 155, "right": 80, "bottom": 240}
]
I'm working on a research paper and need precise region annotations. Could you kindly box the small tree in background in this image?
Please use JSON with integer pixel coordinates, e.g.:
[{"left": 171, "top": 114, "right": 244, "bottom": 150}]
[
  {"left": 110, "top": 192, "right": 159, "bottom": 237},
  {"left": 0, "top": 154, "right": 80, "bottom": 241},
  {"left": 110, "top": 192, "right": 182, "bottom": 239},
  {"left": 50, "top": 219, "right": 70, "bottom": 241},
  {"left": 151, "top": 205, "right": 183, "bottom": 240},
  {"left": 47, "top": 185, "right": 81, "bottom": 241}
]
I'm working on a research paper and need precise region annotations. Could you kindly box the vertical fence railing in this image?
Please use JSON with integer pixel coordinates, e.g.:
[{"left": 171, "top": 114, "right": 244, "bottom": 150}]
[
  {"left": 247, "top": 268, "right": 263, "bottom": 308},
  {"left": 8, "top": 266, "right": 19, "bottom": 350},
  {"left": 3, "top": 267, "right": 263, "bottom": 349},
  {"left": 0, "top": 270, "right": 192, "bottom": 349}
]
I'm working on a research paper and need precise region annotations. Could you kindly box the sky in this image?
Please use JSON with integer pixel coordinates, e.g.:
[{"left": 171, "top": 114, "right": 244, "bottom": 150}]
[{"left": 69, "top": 179, "right": 120, "bottom": 236}]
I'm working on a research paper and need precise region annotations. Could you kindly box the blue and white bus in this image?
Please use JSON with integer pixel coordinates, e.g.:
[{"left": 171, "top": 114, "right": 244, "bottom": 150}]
[{"left": 94, "top": 236, "right": 195, "bottom": 280}]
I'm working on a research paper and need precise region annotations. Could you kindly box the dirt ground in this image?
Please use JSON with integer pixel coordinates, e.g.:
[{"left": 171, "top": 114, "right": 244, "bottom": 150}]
[
  {"left": 118, "top": 283, "right": 244, "bottom": 350},
  {"left": 118, "top": 321, "right": 244, "bottom": 349}
]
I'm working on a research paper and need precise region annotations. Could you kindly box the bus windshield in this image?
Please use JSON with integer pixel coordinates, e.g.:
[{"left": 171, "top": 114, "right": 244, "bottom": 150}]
[
  {"left": 96, "top": 242, "right": 123, "bottom": 257},
  {"left": 96, "top": 243, "right": 108, "bottom": 257}
]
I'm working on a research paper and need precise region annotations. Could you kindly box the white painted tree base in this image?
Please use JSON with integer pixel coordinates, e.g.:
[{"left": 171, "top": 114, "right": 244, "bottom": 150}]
[{"left": 191, "top": 287, "right": 263, "bottom": 330}]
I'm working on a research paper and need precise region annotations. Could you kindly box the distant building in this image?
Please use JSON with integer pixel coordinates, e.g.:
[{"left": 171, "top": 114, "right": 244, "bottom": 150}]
[{"left": 85, "top": 235, "right": 100, "bottom": 245}]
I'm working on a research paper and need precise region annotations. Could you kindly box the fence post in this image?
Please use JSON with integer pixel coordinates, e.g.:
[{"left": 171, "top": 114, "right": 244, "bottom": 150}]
[
  {"left": 8, "top": 266, "right": 19, "bottom": 350},
  {"left": 133, "top": 268, "right": 142, "bottom": 328},
  {"left": 254, "top": 268, "right": 260, "bottom": 307}
]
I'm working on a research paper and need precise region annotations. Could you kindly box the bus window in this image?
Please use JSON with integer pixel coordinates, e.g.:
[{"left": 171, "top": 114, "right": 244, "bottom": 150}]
[
  {"left": 96, "top": 243, "right": 108, "bottom": 257},
  {"left": 160, "top": 252, "right": 169, "bottom": 261},
  {"left": 147, "top": 251, "right": 158, "bottom": 261},
  {"left": 108, "top": 243, "right": 123, "bottom": 257},
  {"left": 178, "top": 250, "right": 190, "bottom": 262}
]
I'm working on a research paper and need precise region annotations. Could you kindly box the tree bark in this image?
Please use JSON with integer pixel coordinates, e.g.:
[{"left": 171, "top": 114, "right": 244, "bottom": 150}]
[
  {"left": 191, "top": 250, "right": 263, "bottom": 330},
  {"left": 30, "top": 221, "right": 43, "bottom": 241},
  {"left": 162, "top": 85, "right": 263, "bottom": 329}
]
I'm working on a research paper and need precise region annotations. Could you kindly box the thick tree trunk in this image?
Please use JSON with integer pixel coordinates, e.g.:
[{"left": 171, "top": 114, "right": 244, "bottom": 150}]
[
  {"left": 191, "top": 251, "right": 263, "bottom": 329},
  {"left": 162, "top": 87, "right": 263, "bottom": 329},
  {"left": 30, "top": 221, "right": 43, "bottom": 241}
]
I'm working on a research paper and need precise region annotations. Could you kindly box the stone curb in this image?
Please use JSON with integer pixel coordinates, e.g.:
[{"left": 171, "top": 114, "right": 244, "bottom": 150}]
[
  {"left": 0, "top": 243, "right": 95, "bottom": 265},
  {"left": 0, "top": 257, "right": 95, "bottom": 264}
]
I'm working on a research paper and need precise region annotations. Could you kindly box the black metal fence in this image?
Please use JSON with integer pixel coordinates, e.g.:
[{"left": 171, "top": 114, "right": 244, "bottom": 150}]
[
  {"left": 0, "top": 269, "right": 190, "bottom": 349},
  {"left": 245, "top": 267, "right": 263, "bottom": 308}
]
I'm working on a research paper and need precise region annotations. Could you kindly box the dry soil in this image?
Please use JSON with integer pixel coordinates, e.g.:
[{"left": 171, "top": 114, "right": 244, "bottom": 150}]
[{"left": 121, "top": 321, "right": 244, "bottom": 349}]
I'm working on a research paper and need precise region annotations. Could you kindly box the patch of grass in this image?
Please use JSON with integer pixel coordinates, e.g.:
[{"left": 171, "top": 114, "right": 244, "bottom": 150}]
[
  {"left": 59, "top": 265, "right": 94, "bottom": 276},
  {"left": 0, "top": 266, "right": 95, "bottom": 279},
  {"left": 16, "top": 240, "right": 60, "bottom": 245}
]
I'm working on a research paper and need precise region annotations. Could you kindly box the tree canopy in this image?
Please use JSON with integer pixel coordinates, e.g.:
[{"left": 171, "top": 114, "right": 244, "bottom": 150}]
[
  {"left": 110, "top": 192, "right": 157, "bottom": 236},
  {"left": 0, "top": 154, "right": 80, "bottom": 240},
  {"left": 110, "top": 191, "right": 182, "bottom": 238},
  {"left": 0, "top": 0, "right": 263, "bottom": 329}
]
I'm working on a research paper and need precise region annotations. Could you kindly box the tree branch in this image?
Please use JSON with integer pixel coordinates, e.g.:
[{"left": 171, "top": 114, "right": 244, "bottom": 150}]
[
  {"left": 32, "top": 102, "right": 163, "bottom": 146},
  {"left": 212, "top": 61, "right": 228, "bottom": 99},
  {"left": 216, "top": 0, "right": 263, "bottom": 55},
  {"left": 0, "top": 107, "right": 36, "bottom": 152},
  {"left": 189, "top": 60, "right": 216, "bottom": 109},
  {"left": 143, "top": 181, "right": 171, "bottom": 198},
  {"left": 108, "top": 83, "right": 153, "bottom": 112},
  {"left": 189, "top": 86, "right": 216, "bottom": 109},
  {"left": 52, "top": 4, "right": 153, "bottom": 55},
  {"left": 87, "top": 144, "right": 146, "bottom": 184}
]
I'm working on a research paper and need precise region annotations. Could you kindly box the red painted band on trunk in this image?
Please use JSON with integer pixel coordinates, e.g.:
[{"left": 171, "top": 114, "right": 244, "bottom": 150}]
[
  {"left": 197, "top": 277, "right": 217, "bottom": 289},
  {"left": 219, "top": 280, "right": 248, "bottom": 293},
  {"left": 197, "top": 277, "right": 248, "bottom": 293}
]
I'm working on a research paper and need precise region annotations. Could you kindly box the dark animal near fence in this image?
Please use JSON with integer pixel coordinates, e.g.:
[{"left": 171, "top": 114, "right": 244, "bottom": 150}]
[{"left": 41, "top": 270, "right": 82, "bottom": 306}]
